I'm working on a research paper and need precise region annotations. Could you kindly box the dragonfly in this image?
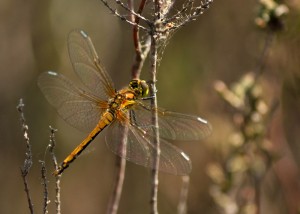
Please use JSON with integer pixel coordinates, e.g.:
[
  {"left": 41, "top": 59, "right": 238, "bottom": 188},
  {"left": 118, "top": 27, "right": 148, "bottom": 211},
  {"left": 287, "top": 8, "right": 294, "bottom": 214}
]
[{"left": 38, "top": 29, "right": 212, "bottom": 176}]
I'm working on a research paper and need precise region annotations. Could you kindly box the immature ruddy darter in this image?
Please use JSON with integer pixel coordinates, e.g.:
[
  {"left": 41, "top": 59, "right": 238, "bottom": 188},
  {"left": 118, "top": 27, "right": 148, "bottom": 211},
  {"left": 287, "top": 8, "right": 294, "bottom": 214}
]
[{"left": 38, "top": 29, "right": 212, "bottom": 176}]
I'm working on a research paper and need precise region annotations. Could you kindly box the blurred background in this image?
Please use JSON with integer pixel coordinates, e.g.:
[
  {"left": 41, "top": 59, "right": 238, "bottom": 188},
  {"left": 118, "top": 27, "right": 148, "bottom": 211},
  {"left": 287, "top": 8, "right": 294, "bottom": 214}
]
[{"left": 1, "top": 0, "right": 300, "bottom": 213}]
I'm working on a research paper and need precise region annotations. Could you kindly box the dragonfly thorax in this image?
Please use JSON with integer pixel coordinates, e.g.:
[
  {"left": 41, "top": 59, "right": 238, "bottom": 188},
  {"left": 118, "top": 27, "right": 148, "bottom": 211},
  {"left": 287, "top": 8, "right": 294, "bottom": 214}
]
[{"left": 108, "top": 92, "right": 136, "bottom": 112}]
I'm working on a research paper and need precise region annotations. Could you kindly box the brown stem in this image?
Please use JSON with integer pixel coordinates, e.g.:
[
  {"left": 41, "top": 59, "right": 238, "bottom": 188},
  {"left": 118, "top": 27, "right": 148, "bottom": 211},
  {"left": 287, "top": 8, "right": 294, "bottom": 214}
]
[
  {"left": 107, "top": 120, "right": 128, "bottom": 214},
  {"left": 100, "top": 0, "right": 149, "bottom": 31},
  {"left": 149, "top": 1, "right": 163, "bottom": 213},
  {"left": 40, "top": 161, "right": 49, "bottom": 214},
  {"left": 149, "top": 29, "right": 160, "bottom": 214},
  {"left": 254, "top": 30, "right": 274, "bottom": 83},
  {"left": 48, "top": 126, "right": 61, "bottom": 214},
  {"left": 177, "top": 176, "right": 190, "bottom": 214},
  {"left": 131, "top": 0, "right": 148, "bottom": 79},
  {"left": 106, "top": 157, "right": 126, "bottom": 214},
  {"left": 21, "top": 175, "right": 34, "bottom": 214},
  {"left": 17, "top": 99, "right": 34, "bottom": 214},
  {"left": 106, "top": 123, "right": 128, "bottom": 214}
]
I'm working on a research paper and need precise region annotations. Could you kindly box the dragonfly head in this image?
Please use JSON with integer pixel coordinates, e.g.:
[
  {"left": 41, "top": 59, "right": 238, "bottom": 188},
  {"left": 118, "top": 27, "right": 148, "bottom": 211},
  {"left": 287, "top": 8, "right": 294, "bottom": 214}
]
[{"left": 129, "top": 79, "right": 149, "bottom": 98}]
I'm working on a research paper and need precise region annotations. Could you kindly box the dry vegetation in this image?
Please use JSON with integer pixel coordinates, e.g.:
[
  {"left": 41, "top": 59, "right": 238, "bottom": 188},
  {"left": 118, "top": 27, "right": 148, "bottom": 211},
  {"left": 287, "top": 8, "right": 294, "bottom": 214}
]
[{"left": 2, "top": 0, "right": 300, "bottom": 213}]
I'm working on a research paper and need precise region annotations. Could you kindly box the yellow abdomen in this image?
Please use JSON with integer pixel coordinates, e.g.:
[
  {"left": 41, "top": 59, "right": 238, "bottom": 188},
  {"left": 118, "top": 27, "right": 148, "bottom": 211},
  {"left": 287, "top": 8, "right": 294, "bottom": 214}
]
[{"left": 54, "top": 111, "right": 115, "bottom": 175}]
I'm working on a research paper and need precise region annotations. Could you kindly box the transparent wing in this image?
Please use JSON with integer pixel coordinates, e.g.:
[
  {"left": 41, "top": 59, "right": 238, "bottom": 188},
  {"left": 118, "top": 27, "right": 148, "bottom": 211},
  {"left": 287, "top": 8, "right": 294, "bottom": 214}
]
[
  {"left": 130, "top": 103, "right": 212, "bottom": 141},
  {"left": 38, "top": 71, "right": 109, "bottom": 132},
  {"left": 68, "top": 29, "right": 116, "bottom": 100},
  {"left": 106, "top": 119, "right": 192, "bottom": 175}
]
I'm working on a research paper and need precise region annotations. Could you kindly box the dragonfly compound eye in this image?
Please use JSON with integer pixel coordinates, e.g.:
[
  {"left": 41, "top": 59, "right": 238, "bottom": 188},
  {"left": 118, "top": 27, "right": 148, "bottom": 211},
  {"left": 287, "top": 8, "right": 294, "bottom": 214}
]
[
  {"left": 129, "top": 80, "right": 138, "bottom": 89},
  {"left": 129, "top": 79, "right": 149, "bottom": 97}
]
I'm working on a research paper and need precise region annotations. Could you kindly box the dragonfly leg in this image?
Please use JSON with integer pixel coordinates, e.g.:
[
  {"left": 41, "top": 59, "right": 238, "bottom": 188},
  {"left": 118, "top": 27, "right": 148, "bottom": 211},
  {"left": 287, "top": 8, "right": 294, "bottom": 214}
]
[{"left": 140, "top": 95, "right": 155, "bottom": 100}]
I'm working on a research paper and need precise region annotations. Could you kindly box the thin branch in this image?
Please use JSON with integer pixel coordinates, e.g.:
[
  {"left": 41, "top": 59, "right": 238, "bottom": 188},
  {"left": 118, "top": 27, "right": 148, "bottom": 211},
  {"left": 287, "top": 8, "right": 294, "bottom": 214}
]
[
  {"left": 131, "top": 0, "right": 148, "bottom": 79},
  {"left": 177, "top": 176, "right": 190, "bottom": 214},
  {"left": 40, "top": 160, "right": 50, "bottom": 214},
  {"left": 131, "top": 0, "right": 143, "bottom": 78},
  {"left": 150, "top": 2, "right": 161, "bottom": 212},
  {"left": 127, "top": 0, "right": 135, "bottom": 23},
  {"left": 115, "top": 0, "right": 151, "bottom": 25},
  {"left": 17, "top": 99, "right": 34, "bottom": 214},
  {"left": 254, "top": 30, "right": 274, "bottom": 82},
  {"left": 48, "top": 126, "right": 59, "bottom": 170},
  {"left": 99, "top": 0, "right": 149, "bottom": 32},
  {"left": 149, "top": 37, "right": 160, "bottom": 214},
  {"left": 106, "top": 157, "right": 126, "bottom": 214},
  {"left": 133, "top": 36, "right": 151, "bottom": 79},
  {"left": 106, "top": 123, "right": 128, "bottom": 214},
  {"left": 48, "top": 126, "right": 61, "bottom": 214}
]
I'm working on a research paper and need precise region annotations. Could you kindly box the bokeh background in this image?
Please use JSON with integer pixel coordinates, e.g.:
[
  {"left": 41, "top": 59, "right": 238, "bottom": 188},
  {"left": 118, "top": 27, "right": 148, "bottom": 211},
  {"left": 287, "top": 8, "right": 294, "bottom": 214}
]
[{"left": 1, "top": 0, "right": 300, "bottom": 213}]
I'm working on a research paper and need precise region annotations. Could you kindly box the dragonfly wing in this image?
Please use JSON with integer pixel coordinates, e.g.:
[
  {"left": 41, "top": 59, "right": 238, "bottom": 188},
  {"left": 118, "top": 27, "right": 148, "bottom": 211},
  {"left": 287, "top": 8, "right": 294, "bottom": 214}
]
[
  {"left": 38, "top": 71, "right": 108, "bottom": 132},
  {"left": 130, "top": 103, "right": 212, "bottom": 141},
  {"left": 157, "top": 111, "right": 212, "bottom": 141},
  {"left": 68, "top": 29, "right": 116, "bottom": 100},
  {"left": 106, "top": 119, "right": 192, "bottom": 175}
]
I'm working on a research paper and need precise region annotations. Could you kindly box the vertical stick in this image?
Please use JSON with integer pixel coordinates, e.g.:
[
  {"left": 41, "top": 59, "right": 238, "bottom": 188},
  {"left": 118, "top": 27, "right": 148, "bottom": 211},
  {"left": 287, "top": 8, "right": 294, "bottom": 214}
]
[
  {"left": 48, "top": 126, "right": 61, "bottom": 214},
  {"left": 150, "top": 34, "right": 160, "bottom": 214},
  {"left": 17, "top": 99, "right": 34, "bottom": 214},
  {"left": 131, "top": 0, "right": 149, "bottom": 79},
  {"left": 254, "top": 31, "right": 274, "bottom": 82},
  {"left": 149, "top": 0, "right": 162, "bottom": 209},
  {"left": 150, "top": 0, "right": 161, "bottom": 214},
  {"left": 107, "top": 123, "right": 128, "bottom": 214},
  {"left": 177, "top": 176, "right": 190, "bottom": 214},
  {"left": 40, "top": 161, "right": 49, "bottom": 214}
]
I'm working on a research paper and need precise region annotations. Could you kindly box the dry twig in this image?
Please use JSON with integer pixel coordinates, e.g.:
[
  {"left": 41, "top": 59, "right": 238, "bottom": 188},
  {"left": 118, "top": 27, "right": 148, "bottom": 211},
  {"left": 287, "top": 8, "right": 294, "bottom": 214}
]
[
  {"left": 40, "top": 160, "right": 50, "bottom": 214},
  {"left": 17, "top": 99, "right": 34, "bottom": 214},
  {"left": 106, "top": 124, "right": 128, "bottom": 214},
  {"left": 48, "top": 126, "right": 61, "bottom": 214},
  {"left": 177, "top": 176, "right": 190, "bottom": 214}
]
